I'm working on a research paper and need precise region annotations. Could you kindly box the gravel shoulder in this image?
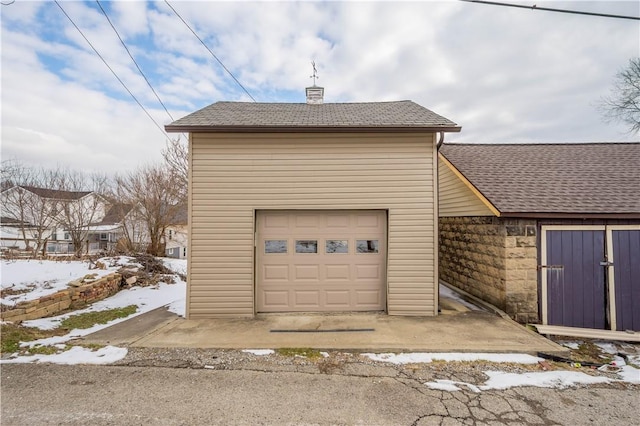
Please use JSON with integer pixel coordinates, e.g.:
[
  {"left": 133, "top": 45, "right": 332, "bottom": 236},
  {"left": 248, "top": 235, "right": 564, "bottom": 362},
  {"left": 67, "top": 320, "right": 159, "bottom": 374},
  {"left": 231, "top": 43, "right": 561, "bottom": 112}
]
[{"left": 114, "top": 346, "right": 640, "bottom": 390}]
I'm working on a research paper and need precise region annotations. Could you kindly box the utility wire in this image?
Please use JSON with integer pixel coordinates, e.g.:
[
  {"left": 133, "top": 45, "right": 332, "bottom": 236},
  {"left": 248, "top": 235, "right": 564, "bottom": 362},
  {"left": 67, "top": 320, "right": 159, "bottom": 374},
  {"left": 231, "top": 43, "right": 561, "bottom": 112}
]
[
  {"left": 163, "top": 0, "right": 257, "bottom": 102},
  {"left": 54, "top": 1, "right": 168, "bottom": 138},
  {"left": 96, "top": 0, "right": 174, "bottom": 121},
  {"left": 460, "top": 0, "right": 640, "bottom": 21}
]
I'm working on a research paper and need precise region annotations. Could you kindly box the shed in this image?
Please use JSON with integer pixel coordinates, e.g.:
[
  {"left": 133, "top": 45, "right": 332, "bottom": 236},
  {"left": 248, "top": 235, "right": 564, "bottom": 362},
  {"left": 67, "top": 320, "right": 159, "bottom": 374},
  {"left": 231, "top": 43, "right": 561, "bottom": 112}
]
[
  {"left": 166, "top": 89, "right": 460, "bottom": 318},
  {"left": 438, "top": 142, "right": 640, "bottom": 331}
]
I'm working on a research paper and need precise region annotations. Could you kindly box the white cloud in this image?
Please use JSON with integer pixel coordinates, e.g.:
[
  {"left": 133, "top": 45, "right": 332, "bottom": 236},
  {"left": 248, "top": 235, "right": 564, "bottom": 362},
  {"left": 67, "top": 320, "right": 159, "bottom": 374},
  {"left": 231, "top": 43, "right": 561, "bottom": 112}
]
[{"left": 1, "top": 1, "right": 638, "bottom": 178}]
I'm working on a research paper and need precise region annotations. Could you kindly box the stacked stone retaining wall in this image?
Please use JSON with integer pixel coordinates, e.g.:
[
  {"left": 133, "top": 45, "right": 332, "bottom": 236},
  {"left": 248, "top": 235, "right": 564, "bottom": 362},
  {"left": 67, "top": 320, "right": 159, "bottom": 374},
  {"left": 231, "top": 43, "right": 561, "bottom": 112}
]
[
  {"left": 1, "top": 273, "right": 122, "bottom": 322},
  {"left": 439, "top": 217, "right": 538, "bottom": 323}
]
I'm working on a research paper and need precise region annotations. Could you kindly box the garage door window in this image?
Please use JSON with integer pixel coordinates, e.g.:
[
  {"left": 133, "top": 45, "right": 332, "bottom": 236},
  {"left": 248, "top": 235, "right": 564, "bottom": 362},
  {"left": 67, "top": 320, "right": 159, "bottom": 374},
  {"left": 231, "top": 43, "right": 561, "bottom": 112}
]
[
  {"left": 326, "top": 240, "right": 348, "bottom": 254},
  {"left": 357, "top": 240, "right": 379, "bottom": 253},
  {"left": 265, "top": 240, "right": 287, "bottom": 254},
  {"left": 296, "top": 240, "right": 318, "bottom": 253}
]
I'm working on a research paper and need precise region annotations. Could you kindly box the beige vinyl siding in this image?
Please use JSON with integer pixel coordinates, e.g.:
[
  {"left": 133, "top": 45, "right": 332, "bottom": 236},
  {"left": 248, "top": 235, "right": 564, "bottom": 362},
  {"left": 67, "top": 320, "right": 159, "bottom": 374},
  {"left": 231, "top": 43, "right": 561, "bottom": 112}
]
[
  {"left": 189, "top": 132, "right": 438, "bottom": 318},
  {"left": 438, "top": 156, "right": 495, "bottom": 217}
]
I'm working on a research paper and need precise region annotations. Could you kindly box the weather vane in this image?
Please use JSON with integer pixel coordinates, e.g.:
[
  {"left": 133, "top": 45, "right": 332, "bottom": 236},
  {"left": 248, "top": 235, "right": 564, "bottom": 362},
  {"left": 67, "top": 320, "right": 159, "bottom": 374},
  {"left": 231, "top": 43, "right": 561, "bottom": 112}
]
[{"left": 310, "top": 61, "right": 319, "bottom": 86}]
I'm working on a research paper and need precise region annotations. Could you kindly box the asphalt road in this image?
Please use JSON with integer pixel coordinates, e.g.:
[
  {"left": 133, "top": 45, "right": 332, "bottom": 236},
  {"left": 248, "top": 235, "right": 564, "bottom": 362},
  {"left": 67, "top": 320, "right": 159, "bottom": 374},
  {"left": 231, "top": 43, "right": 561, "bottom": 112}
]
[{"left": 1, "top": 363, "right": 638, "bottom": 425}]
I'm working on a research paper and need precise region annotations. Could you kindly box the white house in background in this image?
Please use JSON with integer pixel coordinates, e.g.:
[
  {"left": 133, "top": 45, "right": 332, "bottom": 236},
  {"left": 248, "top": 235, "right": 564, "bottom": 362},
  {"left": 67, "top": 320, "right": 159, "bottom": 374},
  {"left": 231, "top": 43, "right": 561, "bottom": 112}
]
[
  {"left": 0, "top": 185, "right": 127, "bottom": 255},
  {"left": 1, "top": 185, "right": 96, "bottom": 254},
  {"left": 81, "top": 203, "right": 135, "bottom": 254},
  {"left": 165, "top": 205, "right": 188, "bottom": 259},
  {"left": 0, "top": 217, "right": 32, "bottom": 250},
  {"left": 1, "top": 185, "right": 185, "bottom": 257}
]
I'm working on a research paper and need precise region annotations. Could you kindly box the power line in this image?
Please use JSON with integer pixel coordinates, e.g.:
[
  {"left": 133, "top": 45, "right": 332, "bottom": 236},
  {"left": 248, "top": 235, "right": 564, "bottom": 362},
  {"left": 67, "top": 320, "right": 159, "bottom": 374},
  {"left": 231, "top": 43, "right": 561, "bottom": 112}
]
[
  {"left": 96, "top": 0, "right": 174, "bottom": 122},
  {"left": 163, "top": 0, "right": 257, "bottom": 102},
  {"left": 53, "top": 0, "right": 168, "bottom": 138},
  {"left": 460, "top": 0, "right": 640, "bottom": 21}
]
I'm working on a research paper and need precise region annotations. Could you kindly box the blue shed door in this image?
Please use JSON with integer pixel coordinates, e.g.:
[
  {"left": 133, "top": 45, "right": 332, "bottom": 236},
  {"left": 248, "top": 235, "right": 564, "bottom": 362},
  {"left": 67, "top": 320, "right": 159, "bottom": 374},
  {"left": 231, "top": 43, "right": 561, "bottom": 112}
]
[
  {"left": 546, "top": 230, "right": 607, "bottom": 329},
  {"left": 613, "top": 230, "right": 640, "bottom": 331}
]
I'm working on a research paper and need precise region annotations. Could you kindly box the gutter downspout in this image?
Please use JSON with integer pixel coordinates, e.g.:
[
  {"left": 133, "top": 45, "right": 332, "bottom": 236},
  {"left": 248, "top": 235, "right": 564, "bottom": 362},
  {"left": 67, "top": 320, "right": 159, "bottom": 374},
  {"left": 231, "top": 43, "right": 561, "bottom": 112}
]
[{"left": 436, "top": 131, "right": 445, "bottom": 150}]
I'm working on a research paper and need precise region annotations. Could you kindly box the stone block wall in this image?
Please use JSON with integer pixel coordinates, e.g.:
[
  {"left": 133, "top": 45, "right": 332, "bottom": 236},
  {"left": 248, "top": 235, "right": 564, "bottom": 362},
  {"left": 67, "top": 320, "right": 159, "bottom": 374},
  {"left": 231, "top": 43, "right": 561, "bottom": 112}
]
[
  {"left": 1, "top": 273, "right": 122, "bottom": 322},
  {"left": 439, "top": 217, "right": 539, "bottom": 323},
  {"left": 503, "top": 219, "right": 538, "bottom": 323}
]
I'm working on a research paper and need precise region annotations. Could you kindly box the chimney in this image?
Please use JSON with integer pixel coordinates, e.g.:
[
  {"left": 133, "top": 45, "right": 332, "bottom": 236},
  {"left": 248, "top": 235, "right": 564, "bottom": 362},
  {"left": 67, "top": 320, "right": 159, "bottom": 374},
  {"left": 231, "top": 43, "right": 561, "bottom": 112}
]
[{"left": 306, "top": 86, "right": 324, "bottom": 104}]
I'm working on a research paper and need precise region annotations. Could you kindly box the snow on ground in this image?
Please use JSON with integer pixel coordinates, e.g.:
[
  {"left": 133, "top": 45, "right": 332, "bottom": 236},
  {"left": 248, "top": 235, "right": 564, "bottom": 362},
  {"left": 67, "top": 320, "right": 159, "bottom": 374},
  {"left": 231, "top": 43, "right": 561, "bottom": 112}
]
[
  {"left": 1, "top": 257, "right": 186, "bottom": 365},
  {"left": 3, "top": 257, "right": 639, "bottom": 389},
  {"left": 162, "top": 258, "right": 187, "bottom": 276},
  {"left": 439, "top": 284, "right": 481, "bottom": 311},
  {"left": 425, "top": 371, "right": 612, "bottom": 393},
  {"left": 363, "top": 352, "right": 543, "bottom": 365},
  {"left": 365, "top": 351, "right": 640, "bottom": 390},
  {"left": 3, "top": 345, "right": 127, "bottom": 365},
  {"left": 242, "top": 349, "right": 275, "bottom": 356},
  {"left": 1, "top": 258, "right": 126, "bottom": 305},
  {"left": 23, "top": 281, "right": 186, "bottom": 332}
]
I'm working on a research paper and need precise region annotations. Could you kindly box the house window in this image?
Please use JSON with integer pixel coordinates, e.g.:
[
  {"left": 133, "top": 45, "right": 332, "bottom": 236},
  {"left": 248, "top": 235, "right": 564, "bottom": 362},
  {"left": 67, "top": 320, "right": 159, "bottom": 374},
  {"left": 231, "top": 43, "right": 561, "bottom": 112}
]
[
  {"left": 168, "top": 230, "right": 173, "bottom": 240},
  {"left": 64, "top": 233, "right": 70, "bottom": 240},
  {"left": 100, "top": 233, "right": 108, "bottom": 241}
]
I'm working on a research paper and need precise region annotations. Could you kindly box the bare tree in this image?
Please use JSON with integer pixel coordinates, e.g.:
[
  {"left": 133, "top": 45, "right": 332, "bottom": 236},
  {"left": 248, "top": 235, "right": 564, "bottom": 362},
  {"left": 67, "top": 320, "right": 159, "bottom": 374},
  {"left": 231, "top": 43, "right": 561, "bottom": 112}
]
[
  {"left": 0, "top": 166, "right": 64, "bottom": 256},
  {"left": 1, "top": 159, "right": 30, "bottom": 191},
  {"left": 601, "top": 57, "right": 640, "bottom": 134},
  {"left": 162, "top": 137, "right": 188, "bottom": 204},
  {"left": 115, "top": 164, "right": 183, "bottom": 256},
  {"left": 56, "top": 170, "right": 111, "bottom": 257}
]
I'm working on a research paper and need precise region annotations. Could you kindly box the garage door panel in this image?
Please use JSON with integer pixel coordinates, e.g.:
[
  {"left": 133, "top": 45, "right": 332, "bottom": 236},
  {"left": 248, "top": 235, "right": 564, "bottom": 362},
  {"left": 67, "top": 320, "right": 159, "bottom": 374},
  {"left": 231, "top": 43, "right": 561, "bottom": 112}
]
[
  {"left": 546, "top": 230, "right": 606, "bottom": 329},
  {"left": 355, "top": 264, "right": 380, "bottom": 279},
  {"left": 294, "top": 291, "right": 320, "bottom": 307},
  {"left": 264, "top": 214, "right": 289, "bottom": 229},
  {"left": 263, "top": 265, "right": 289, "bottom": 280},
  {"left": 294, "top": 265, "right": 320, "bottom": 280},
  {"left": 325, "top": 264, "right": 350, "bottom": 280},
  {"left": 262, "top": 291, "right": 289, "bottom": 308},
  {"left": 325, "top": 290, "right": 350, "bottom": 307},
  {"left": 613, "top": 229, "right": 640, "bottom": 331},
  {"left": 326, "top": 214, "right": 349, "bottom": 228},
  {"left": 356, "top": 214, "right": 381, "bottom": 228},
  {"left": 356, "top": 290, "right": 382, "bottom": 305},
  {"left": 257, "top": 210, "right": 386, "bottom": 312}
]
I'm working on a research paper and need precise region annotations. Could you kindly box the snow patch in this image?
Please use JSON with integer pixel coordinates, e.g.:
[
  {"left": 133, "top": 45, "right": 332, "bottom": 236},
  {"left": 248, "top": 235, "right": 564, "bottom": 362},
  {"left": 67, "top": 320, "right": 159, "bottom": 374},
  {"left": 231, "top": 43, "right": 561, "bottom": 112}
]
[
  {"left": 1, "top": 345, "right": 127, "bottom": 365},
  {"left": 426, "top": 380, "right": 481, "bottom": 393},
  {"left": 559, "top": 341, "right": 580, "bottom": 350},
  {"left": 439, "top": 284, "right": 481, "bottom": 311},
  {"left": 618, "top": 365, "right": 640, "bottom": 384},
  {"left": 480, "top": 370, "right": 612, "bottom": 390},
  {"left": 594, "top": 342, "right": 618, "bottom": 354},
  {"left": 363, "top": 352, "right": 543, "bottom": 365},
  {"left": 1, "top": 258, "right": 122, "bottom": 305},
  {"left": 424, "top": 370, "right": 612, "bottom": 392},
  {"left": 162, "top": 258, "right": 187, "bottom": 276},
  {"left": 242, "top": 349, "right": 274, "bottom": 356}
]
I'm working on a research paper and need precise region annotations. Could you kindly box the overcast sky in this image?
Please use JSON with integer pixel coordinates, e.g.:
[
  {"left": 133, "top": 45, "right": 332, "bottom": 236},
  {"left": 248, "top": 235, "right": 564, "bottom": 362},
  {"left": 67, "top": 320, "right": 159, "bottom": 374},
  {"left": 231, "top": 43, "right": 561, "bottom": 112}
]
[{"left": 1, "top": 1, "right": 638, "bottom": 176}]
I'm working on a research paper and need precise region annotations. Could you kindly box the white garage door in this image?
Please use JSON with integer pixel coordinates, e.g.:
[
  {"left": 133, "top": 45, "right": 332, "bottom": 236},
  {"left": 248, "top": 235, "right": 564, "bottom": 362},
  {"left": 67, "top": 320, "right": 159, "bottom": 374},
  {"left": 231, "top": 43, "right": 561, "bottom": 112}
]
[{"left": 256, "top": 210, "right": 387, "bottom": 312}]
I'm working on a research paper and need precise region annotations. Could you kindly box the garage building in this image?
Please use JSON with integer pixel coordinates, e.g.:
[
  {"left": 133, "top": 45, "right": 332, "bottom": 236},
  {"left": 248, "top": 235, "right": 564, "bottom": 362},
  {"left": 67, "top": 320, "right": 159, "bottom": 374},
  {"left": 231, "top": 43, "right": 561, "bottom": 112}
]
[
  {"left": 438, "top": 143, "right": 640, "bottom": 332},
  {"left": 166, "top": 89, "right": 461, "bottom": 318}
]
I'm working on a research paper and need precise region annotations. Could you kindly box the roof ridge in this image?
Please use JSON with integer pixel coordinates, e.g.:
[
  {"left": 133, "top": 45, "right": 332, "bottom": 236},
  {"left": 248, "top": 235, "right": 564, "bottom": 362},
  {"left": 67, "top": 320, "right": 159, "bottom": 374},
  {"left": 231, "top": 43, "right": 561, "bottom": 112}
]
[{"left": 215, "top": 100, "right": 415, "bottom": 106}]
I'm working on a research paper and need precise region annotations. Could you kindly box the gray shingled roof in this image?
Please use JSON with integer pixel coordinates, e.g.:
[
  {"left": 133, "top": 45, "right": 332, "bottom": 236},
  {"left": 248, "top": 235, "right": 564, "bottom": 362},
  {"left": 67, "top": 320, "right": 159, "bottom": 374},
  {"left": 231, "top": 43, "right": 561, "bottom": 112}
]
[
  {"left": 20, "top": 186, "right": 91, "bottom": 200},
  {"left": 440, "top": 143, "right": 640, "bottom": 216},
  {"left": 165, "top": 101, "right": 460, "bottom": 132},
  {"left": 94, "top": 203, "right": 133, "bottom": 226}
]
